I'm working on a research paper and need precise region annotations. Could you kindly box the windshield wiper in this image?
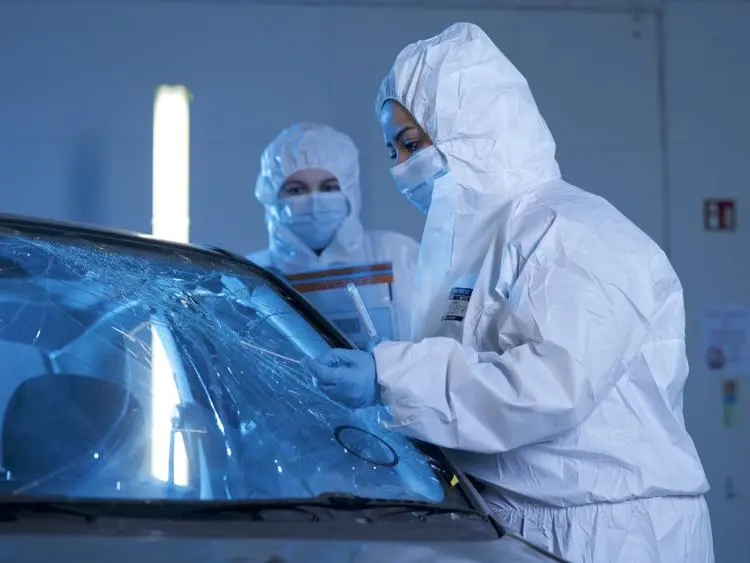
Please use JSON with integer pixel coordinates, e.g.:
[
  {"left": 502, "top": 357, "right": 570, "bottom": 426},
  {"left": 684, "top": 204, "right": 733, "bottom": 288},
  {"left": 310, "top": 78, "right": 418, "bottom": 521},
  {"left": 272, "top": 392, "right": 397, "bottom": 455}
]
[
  {"left": 0, "top": 500, "right": 99, "bottom": 523},
  {"left": 175, "top": 493, "right": 488, "bottom": 524},
  {"left": 174, "top": 501, "right": 323, "bottom": 522},
  {"left": 315, "top": 493, "right": 489, "bottom": 522}
]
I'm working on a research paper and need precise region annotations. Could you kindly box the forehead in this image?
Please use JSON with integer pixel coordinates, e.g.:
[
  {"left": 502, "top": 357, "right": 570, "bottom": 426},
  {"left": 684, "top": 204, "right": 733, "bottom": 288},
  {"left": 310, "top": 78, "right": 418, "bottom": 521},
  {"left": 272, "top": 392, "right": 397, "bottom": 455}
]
[
  {"left": 380, "top": 100, "right": 419, "bottom": 141},
  {"left": 284, "top": 168, "right": 337, "bottom": 185}
]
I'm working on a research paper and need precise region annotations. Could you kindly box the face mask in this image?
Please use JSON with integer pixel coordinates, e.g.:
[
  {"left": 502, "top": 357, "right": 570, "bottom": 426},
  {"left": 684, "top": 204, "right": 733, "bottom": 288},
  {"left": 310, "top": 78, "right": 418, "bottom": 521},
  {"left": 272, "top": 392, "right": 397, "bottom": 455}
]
[
  {"left": 278, "top": 192, "right": 350, "bottom": 251},
  {"left": 390, "top": 145, "right": 448, "bottom": 214}
]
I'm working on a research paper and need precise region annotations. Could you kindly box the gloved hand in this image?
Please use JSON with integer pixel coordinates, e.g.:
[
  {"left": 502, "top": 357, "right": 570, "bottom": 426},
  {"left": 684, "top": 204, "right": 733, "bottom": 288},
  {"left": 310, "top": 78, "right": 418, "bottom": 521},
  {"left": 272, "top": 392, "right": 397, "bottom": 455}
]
[{"left": 303, "top": 348, "right": 378, "bottom": 409}]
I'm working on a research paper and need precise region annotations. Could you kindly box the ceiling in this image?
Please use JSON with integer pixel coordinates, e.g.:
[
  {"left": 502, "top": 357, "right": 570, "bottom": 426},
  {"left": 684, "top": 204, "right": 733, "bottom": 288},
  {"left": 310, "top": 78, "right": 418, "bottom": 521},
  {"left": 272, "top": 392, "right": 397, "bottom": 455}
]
[{"left": 4, "top": 0, "right": 750, "bottom": 12}]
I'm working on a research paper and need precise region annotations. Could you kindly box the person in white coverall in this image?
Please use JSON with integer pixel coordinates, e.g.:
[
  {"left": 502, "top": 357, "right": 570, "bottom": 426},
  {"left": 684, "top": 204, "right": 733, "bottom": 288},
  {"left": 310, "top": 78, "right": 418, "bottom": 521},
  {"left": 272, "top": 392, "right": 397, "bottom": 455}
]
[
  {"left": 304, "top": 22, "right": 715, "bottom": 563},
  {"left": 248, "top": 122, "right": 419, "bottom": 340}
]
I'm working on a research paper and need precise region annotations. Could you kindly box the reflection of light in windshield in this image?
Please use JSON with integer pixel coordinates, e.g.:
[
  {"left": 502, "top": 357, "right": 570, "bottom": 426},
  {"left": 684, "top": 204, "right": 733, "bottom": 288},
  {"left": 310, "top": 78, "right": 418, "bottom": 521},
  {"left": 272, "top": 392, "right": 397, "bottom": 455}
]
[{"left": 150, "top": 325, "right": 188, "bottom": 486}]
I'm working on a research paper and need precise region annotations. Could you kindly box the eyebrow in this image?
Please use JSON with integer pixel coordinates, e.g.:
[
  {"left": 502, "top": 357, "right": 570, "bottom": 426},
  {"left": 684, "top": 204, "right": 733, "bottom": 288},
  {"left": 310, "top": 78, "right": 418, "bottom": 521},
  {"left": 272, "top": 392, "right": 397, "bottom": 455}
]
[
  {"left": 281, "top": 180, "right": 306, "bottom": 189},
  {"left": 390, "top": 126, "right": 418, "bottom": 146}
]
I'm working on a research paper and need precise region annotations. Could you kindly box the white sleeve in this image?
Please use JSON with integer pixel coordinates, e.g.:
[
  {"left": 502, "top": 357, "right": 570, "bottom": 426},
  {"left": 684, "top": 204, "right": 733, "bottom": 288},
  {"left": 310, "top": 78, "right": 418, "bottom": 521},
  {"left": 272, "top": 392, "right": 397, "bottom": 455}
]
[{"left": 372, "top": 252, "right": 652, "bottom": 454}]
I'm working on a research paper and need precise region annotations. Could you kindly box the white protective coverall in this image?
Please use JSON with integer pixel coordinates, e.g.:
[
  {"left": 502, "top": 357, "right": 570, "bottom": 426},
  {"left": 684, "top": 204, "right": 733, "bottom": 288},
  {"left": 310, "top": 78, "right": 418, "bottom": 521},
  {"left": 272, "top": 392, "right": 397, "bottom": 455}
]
[
  {"left": 249, "top": 122, "right": 419, "bottom": 340},
  {"left": 373, "top": 22, "right": 714, "bottom": 562}
]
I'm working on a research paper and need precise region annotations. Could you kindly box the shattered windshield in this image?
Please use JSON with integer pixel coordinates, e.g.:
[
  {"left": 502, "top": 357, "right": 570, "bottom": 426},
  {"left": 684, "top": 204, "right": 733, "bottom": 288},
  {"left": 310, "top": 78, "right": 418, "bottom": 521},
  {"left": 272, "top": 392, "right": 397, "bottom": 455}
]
[{"left": 0, "top": 220, "right": 445, "bottom": 505}]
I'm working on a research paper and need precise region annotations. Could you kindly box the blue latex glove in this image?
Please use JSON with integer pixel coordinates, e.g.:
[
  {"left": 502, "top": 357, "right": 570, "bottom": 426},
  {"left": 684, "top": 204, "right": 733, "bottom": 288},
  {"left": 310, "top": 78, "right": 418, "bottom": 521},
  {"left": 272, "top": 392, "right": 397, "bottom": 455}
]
[{"left": 303, "top": 348, "right": 378, "bottom": 409}]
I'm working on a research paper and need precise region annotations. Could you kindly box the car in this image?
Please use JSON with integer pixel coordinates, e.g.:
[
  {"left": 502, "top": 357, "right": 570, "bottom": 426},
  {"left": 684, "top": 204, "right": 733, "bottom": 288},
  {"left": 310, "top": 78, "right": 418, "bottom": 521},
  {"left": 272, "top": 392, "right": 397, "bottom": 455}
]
[{"left": 0, "top": 214, "right": 565, "bottom": 562}]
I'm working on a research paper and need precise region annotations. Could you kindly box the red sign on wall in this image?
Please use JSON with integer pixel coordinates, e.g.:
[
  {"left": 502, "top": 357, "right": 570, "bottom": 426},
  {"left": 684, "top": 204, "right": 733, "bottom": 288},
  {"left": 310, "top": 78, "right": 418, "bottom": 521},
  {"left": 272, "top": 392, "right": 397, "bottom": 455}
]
[{"left": 704, "top": 199, "right": 736, "bottom": 231}]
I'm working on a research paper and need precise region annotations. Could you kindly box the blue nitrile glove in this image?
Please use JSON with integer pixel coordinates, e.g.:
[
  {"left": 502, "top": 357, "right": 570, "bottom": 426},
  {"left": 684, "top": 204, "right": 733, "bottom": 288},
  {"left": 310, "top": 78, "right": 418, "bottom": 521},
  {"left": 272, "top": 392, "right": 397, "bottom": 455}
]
[{"left": 303, "top": 348, "right": 378, "bottom": 409}]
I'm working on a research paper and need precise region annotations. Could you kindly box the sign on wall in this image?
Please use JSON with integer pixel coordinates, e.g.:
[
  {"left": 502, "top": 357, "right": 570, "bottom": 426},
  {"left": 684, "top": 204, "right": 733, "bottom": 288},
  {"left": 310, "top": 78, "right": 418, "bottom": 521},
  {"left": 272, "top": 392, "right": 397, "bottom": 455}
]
[
  {"left": 702, "top": 305, "right": 750, "bottom": 377},
  {"left": 703, "top": 199, "right": 736, "bottom": 231}
]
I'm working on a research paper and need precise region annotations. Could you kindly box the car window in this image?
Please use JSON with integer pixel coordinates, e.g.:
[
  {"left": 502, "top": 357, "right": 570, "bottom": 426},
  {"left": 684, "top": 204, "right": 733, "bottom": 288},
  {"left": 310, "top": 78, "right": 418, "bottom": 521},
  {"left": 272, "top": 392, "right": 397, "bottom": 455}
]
[{"left": 0, "top": 225, "right": 447, "bottom": 505}]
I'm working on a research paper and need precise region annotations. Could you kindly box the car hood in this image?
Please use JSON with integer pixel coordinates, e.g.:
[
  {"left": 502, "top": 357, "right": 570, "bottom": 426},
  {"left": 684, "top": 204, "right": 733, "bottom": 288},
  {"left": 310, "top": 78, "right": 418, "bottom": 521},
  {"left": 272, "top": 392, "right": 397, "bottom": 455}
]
[{"left": 1, "top": 521, "right": 561, "bottom": 562}]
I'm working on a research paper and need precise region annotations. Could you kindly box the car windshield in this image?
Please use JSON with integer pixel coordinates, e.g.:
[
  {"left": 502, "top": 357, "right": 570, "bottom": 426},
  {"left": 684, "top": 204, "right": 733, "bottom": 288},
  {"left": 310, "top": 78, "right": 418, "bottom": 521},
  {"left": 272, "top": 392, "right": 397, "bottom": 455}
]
[{"left": 0, "top": 218, "right": 446, "bottom": 505}]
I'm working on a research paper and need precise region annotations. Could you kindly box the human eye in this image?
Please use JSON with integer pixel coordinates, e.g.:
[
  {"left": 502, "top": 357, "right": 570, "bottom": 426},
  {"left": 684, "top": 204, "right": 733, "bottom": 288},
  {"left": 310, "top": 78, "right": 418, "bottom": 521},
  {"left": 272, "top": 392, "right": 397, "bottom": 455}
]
[
  {"left": 403, "top": 136, "right": 423, "bottom": 153},
  {"left": 281, "top": 183, "right": 307, "bottom": 197},
  {"left": 320, "top": 183, "right": 340, "bottom": 192}
]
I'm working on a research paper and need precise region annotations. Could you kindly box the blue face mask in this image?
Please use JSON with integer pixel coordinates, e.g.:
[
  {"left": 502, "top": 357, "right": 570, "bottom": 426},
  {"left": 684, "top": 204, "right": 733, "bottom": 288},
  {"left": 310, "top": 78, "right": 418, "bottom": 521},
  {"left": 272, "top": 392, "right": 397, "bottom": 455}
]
[
  {"left": 390, "top": 145, "right": 448, "bottom": 214},
  {"left": 278, "top": 192, "right": 350, "bottom": 251}
]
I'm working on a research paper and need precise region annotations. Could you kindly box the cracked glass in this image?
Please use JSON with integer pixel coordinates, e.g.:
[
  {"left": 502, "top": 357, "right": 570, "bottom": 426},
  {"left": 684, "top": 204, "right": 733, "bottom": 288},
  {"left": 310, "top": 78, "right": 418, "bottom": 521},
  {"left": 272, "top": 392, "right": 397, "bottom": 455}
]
[{"left": 0, "top": 221, "right": 445, "bottom": 504}]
